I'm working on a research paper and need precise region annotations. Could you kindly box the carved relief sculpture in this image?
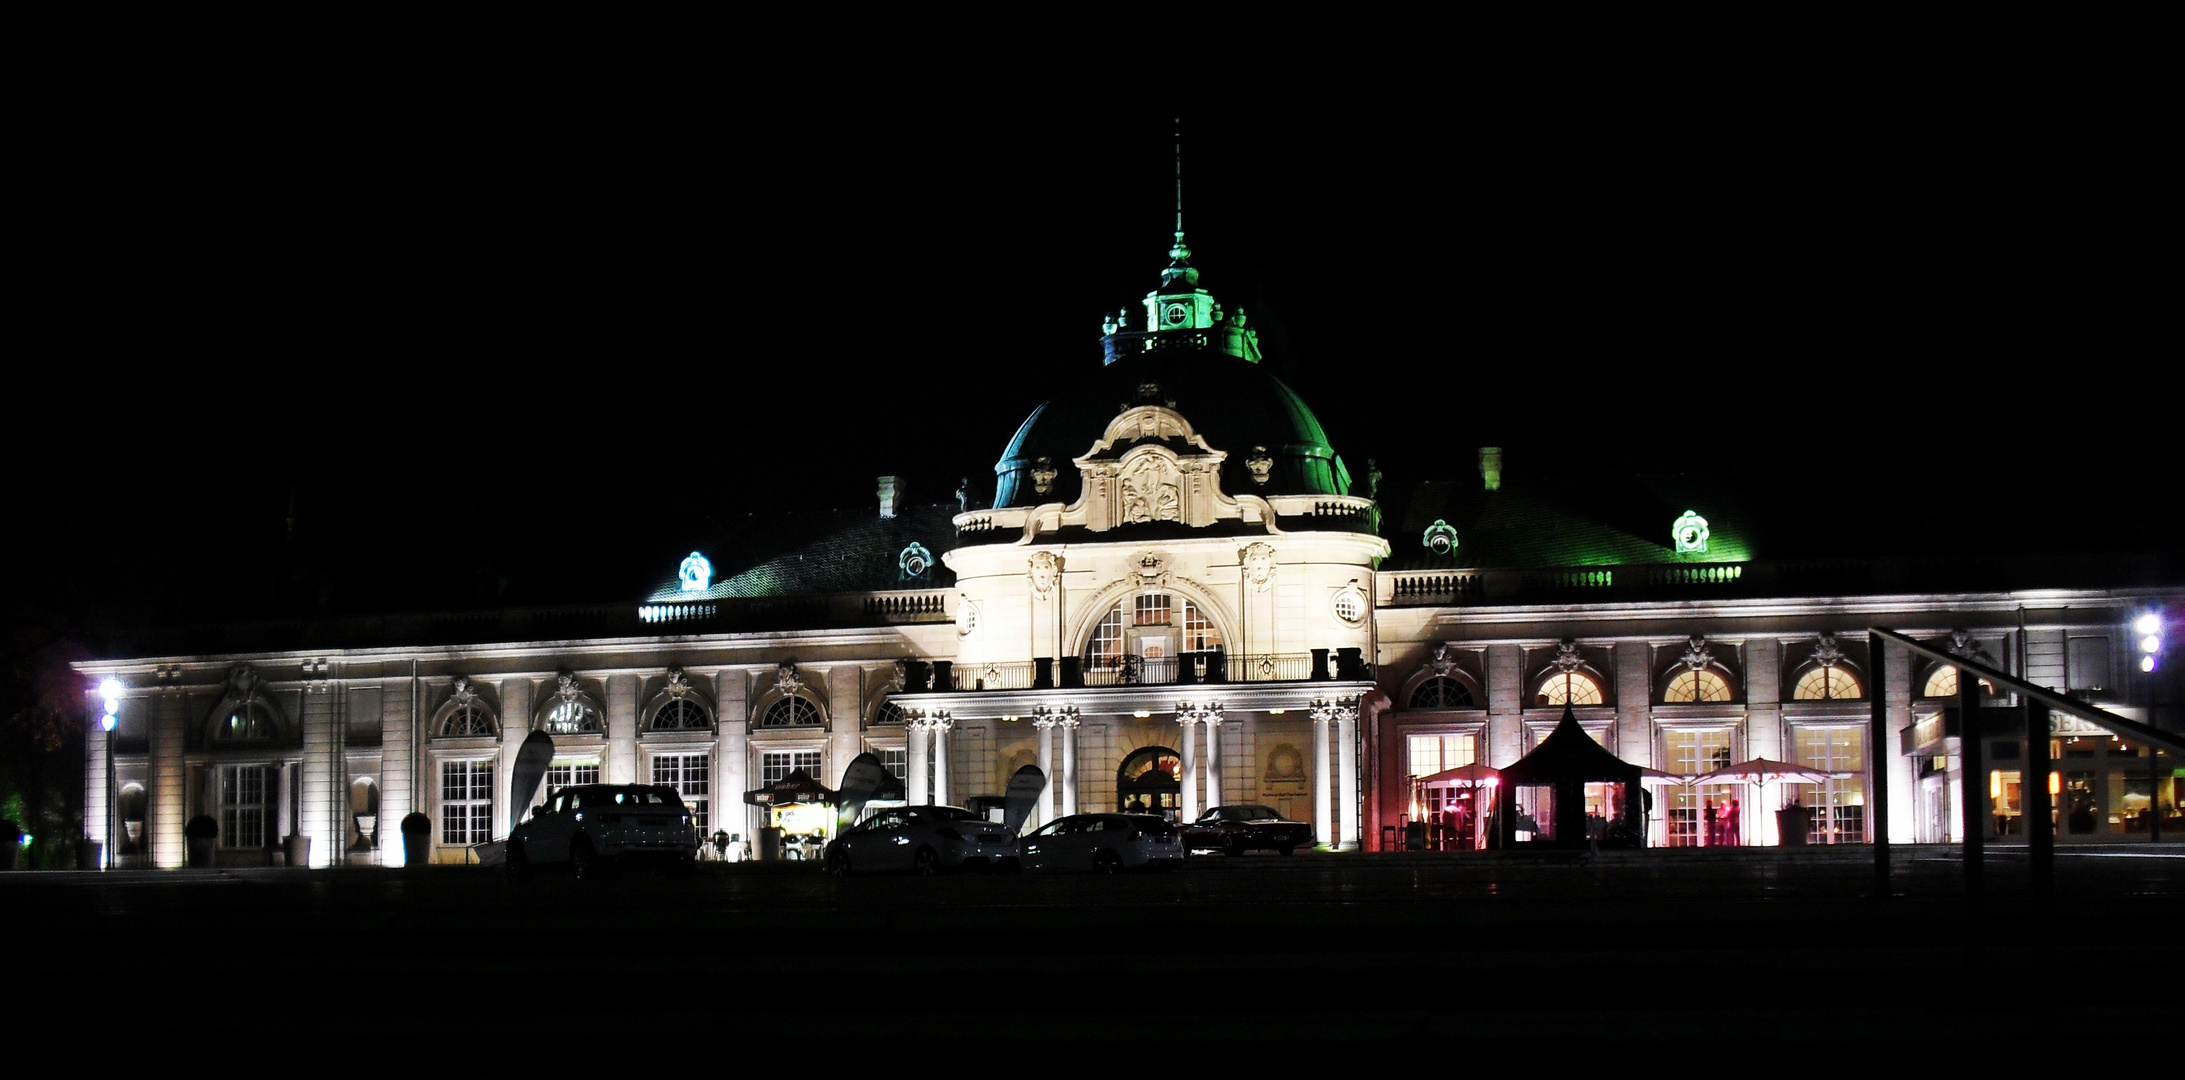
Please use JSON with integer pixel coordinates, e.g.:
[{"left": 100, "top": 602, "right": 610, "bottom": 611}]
[
  {"left": 1681, "top": 635, "right": 1714, "bottom": 671},
  {"left": 1031, "top": 457, "right": 1057, "bottom": 495},
  {"left": 1240, "top": 542, "right": 1277, "bottom": 592},
  {"left": 1028, "top": 551, "right": 1062, "bottom": 598},
  {"left": 1245, "top": 446, "right": 1272, "bottom": 485},
  {"left": 1120, "top": 454, "right": 1183, "bottom": 523},
  {"left": 773, "top": 662, "right": 801, "bottom": 697}
]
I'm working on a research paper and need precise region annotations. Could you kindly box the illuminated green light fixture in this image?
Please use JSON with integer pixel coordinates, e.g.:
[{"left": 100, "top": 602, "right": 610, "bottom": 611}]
[{"left": 1672, "top": 510, "right": 1709, "bottom": 554}]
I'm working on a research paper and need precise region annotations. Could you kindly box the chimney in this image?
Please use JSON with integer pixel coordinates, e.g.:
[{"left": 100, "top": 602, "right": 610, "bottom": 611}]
[
  {"left": 877, "top": 476, "right": 903, "bottom": 519},
  {"left": 1478, "top": 447, "right": 1503, "bottom": 492}
]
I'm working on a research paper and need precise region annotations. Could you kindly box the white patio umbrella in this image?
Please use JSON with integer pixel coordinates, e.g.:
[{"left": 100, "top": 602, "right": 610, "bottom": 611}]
[{"left": 1692, "top": 758, "right": 1830, "bottom": 845}]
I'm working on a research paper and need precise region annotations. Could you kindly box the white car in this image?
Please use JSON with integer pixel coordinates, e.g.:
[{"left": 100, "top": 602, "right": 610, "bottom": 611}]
[
  {"left": 1019, "top": 813, "right": 1183, "bottom": 873},
  {"left": 824, "top": 805, "right": 1018, "bottom": 876}
]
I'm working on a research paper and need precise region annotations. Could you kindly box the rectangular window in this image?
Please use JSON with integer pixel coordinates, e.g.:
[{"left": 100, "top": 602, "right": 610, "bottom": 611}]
[
  {"left": 1408, "top": 734, "right": 1477, "bottom": 777},
  {"left": 1793, "top": 726, "right": 1867, "bottom": 843},
  {"left": 441, "top": 760, "right": 494, "bottom": 847},
  {"left": 1665, "top": 729, "right": 1736, "bottom": 847},
  {"left": 652, "top": 753, "right": 711, "bottom": 833},
  {"left": 220, "top": 765, "right": 266, "bottom": 849},
  {"left": 1134, "top": 593, "right": 1172, "bottom": 626},
  {"left": 2067, "top": 636, "right": 2111, "bottom": 691},
  {"left": 761, "top": 750, "right": 823, "bottom": 786},
  {"left": 1180, "top": 600, "right": 1220, "bottom": 652},
  {"left": 878, "top": 747, "right": 907, "bottom": 779},
  {"left": 545, "top": 759, "right": 600, "bottom": 792}
]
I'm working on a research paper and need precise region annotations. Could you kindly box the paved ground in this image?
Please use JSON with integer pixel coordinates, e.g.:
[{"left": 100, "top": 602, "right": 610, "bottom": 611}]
[{"left": 8, "top": 844, "right": 2180, "bottom": 1047}]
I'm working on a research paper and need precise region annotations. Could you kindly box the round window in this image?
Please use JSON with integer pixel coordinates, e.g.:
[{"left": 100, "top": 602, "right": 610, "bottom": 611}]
[{"left": 1333, "top": 589, "right": 1365, "bottom": 625}]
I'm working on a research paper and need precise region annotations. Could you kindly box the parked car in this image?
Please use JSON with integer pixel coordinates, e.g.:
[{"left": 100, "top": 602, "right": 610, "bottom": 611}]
[
  {"left": 1019, "top": 813, "right": 1183, "bottom": 873},
  {"left": 824, "top": 805, "right": 1018, "bottom": 876},
  {"left": 507, "top": 784, "right": 697, "bottom": 880},
  {"left": 1180, "top": 804, "right": 1311, "bottom": 856}
]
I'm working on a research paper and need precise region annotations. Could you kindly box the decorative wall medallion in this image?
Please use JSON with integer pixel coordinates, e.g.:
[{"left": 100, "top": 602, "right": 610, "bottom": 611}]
[
  {"left": 679, "top": 551, "right": 714, "bottom": 592},
  {"left": 1120, "top": 454, "right": 1182, "bottom": 522},
  {"left": 1428, "top": 643, "right": 1455, "bottom": 676},
  {"left": 450, "top": 676, "right": 477, "bottom": 707},
  {"left": 1028, "top": 551, "right": 1062, "bottom": 598},
  {"left": 1681, "top": 635, "right": 1714, "bottom": 671},
  {"left": 956, "top": 599, "right": 980, "bottom": 637},
  {"left": 773, "top": 662, "right": 800, "bottom": 697},
  {"left": 1812, "top": 632, "right": 1844, "bottom": 668},
  {"left": 664, "top": 666, "right": 691, "bottom": 698},
  {"left": 1240, "top": 542, "right": 1277, "bottom": 592},
  {"left": 1130, "top": 551, "right": 1171, "bottom": 590},
  {"left": 1031, "top": 457, "right": 1057, "bottom": 495},
  {"left": 1553, "top": 640, "right": 1585, "bottom": 674},
  {"left": 1672, "top": 510, "right": 1710, "bottom": 553},
  {"left": 899, "top": 542, "right": 933, "bottom": 579},
  {"left": 556, "top": 669, "right": 582, "bottom": 702},
  {"left": 228, "top": 663, "right": 258, "bottom": 697},
  {"left": 1245, "top": 446, "right": 1272, "bottom": 485},
  {"left": 1422, "top": 519, "right": 1458, "bottom": 555}
]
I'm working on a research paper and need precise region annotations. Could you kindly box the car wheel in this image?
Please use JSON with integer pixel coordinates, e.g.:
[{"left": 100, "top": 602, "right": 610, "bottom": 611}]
[
  {"left": 572, "top": 838, "right": 599, "bottom": 881},
  {"left": 1094, "top": 849, "right": 1121, "bottom": 874},
  {"left": 505, "top": 841, "right": 530, "bottom": 881},
  {"left": 913, "top": 847, "right": 939, "bottom": 876},
  {"left": 827, "top": 846, "right": 852, "bottom": 878},
  {"left": 1225, "top": 839, "right": 1248, "bottom": 857}
]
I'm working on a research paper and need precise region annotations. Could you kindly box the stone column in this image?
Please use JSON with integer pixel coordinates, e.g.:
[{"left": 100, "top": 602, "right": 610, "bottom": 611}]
[
  {"left": 151, "top": 682, "right": 186, "bottom": 869},
  {"left": 1203, "top": 709, "right": 1225, "bottom": 810},
  {"left": 1178, "top": 710, "right": 1200, "bottom": 823},
  {"left": 930, "top": 713, "right": 953, "bottom": 805},
  {"left": 1060, "top": 714, "right": 1079, "bottom": 816},
  {"left": 906, "top": 716, "right": 930, "bottom": 805},
  {"left": 606, "top": 674, "right": 639, "bottom": 786},
  {"left": 1034, "top": 717, "right": 1056, "bottom": 826},
  {"left": 1311, "top": 701, "right": 1333, "bottom": 849},
  {"left": 85, "top": 709, "right": 109, "bottom": 868},
  {"left": 1337, "top": 699, "right": 1360, "bottom": 850}
]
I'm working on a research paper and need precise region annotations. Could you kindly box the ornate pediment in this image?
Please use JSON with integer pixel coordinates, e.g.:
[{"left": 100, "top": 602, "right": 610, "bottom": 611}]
[{"left": 1073, "top": 406, "right": 1230, "bottom": 533}]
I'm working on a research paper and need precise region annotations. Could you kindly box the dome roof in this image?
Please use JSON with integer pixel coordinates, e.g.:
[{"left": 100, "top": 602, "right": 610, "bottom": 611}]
[{"left": 992, "top": 346, "right": 1352, "bottom": 509}]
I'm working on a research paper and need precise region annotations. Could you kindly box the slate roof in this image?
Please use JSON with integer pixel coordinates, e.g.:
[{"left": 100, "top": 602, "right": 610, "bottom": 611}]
[{"left": 649, "top": 502, "right": 961, "bottom": 602}]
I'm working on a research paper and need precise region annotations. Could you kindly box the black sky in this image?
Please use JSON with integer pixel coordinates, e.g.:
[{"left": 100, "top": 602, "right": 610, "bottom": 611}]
[{"left": 16, "top": 64, "right": 2158, "bottom": 632}]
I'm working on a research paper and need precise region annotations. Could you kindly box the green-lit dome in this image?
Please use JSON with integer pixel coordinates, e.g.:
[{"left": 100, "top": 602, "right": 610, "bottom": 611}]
[{"left": 992, "top": 346, "right": 1351, "bottom": 509}]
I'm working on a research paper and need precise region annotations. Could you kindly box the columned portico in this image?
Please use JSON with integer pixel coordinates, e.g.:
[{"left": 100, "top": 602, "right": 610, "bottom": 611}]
[
  {"left": 1178, "top": 711, "right": 1199, "bottom": 822},
  {"left": 1058, "top": 712, "right": 1079, "bottom": 816},
  {"left": 906, "top": 717, "right": 930, "bottom": 805},
  {"left": 930, "top": 712, "right": 952, "bottom": 805},
  {"left": 1034, "top": 714, "right": 1057, "bottom": 825},
  {"left": 1311, "top": 704, "right": 1333, "bottom": 848},
  {"left": 1336, "top": 700, "right": 1360, "bottom": 850}
]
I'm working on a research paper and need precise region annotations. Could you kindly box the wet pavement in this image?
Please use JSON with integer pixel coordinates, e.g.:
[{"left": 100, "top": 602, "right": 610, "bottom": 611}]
[{"left": 9, "top": 844, "right": 2180, "bottom": 1046}]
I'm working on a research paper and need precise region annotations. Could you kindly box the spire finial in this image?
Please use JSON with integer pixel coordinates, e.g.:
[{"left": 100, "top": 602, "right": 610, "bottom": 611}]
[{"left": 1168, "top": 116, "right": 1190, "bottom": 264}]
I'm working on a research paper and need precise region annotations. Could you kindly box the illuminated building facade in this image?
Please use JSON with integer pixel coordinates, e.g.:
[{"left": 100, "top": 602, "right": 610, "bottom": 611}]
[{"left": 72, "top": 232, "right": 2180, "bottom": 868}]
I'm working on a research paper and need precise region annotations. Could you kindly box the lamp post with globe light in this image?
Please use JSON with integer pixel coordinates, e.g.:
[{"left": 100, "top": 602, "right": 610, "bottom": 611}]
[{"left": 2133, "top": 612, "right": 2164, "bottom": 841}]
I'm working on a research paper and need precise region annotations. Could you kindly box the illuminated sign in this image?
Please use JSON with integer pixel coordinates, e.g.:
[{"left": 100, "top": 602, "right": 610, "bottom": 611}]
[
  {"left": 1672, "top": 510, "right": 1710, "bottom": 553},
  {"left": 678, "top": 551, "right": 713, "bottom": 592}
]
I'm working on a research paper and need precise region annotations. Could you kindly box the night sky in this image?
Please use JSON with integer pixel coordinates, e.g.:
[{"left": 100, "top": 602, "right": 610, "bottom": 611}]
[{"left": 15, "top": 75, "right": 2154, "bottom": 638}]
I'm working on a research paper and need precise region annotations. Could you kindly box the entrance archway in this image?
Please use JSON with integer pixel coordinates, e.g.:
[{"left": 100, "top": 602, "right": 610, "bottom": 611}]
[{"left": 1117, "top": 745, "right": 1182, "bottom": 818}]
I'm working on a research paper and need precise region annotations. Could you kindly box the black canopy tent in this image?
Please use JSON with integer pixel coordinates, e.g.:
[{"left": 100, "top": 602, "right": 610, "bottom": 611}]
[{"left": 1496, "top": 705, "right": 1644, "bottom": 848}]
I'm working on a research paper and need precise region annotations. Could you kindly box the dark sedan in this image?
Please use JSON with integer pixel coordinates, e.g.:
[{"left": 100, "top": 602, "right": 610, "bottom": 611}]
[{"left": 1180, "top": 804, "right": 1312, "bottom": 856}]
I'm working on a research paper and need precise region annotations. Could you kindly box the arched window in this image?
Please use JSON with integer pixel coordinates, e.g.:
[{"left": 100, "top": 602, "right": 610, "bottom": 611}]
[
  {"left": 440, "top": 702, "right": 496, "bottom": 737},
  {"left": 1410, "top": 677, "right": 1475, "bottom": 709},
  {"left": 871, "top": 701, "right": 907, "bottom": 726},
  {"left": 1922, "top": 665, "right": 1994, "bottom": 699},
  {"left": 1116, "top": 745, "right": 1182, "bottom": 815},
  {"left": 1792, "top": 667, "right": 1862, "bottom": 701},
  {"left": 211, "top": 702, "right": 277, "bottom": 742},
  {"left": 1083, "top": 592, "right": 1222, "bottom": 670},
  {"left": 648, "top": 698, "right": 711, "bottom": 732},
  {"left": 761, "top": 696, "right": 822, "bottom": 728},
  {"left": 540, "top": 700, "right": 603, "bottom": 735},
  {"left": 1662, "top": 670, "right": 1733, "bottom": 703},
  {"left": 1536, "top": 671, "right": 1603, "bottom": 707}
]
